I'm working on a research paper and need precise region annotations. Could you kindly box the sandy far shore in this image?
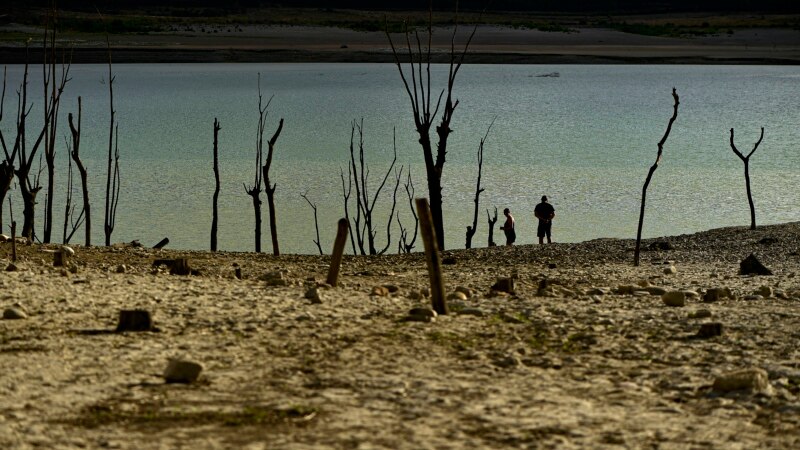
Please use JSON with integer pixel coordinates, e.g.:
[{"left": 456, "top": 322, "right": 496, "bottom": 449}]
[{"left": 1, "top": 24, "right": 799, "bottom": 63}]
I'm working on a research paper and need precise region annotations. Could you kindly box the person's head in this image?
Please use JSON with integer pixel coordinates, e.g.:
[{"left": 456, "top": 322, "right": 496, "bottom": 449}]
[
  {"left": 541, "top": 195, "right": 548, "bottom": 203},
  {"left": 503, "top": 208, "right": 510, "bottom": 215}
]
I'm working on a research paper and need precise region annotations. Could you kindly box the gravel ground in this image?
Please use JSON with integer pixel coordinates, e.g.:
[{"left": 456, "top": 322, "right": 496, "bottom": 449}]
[{"left": 1, "top": 222, "right": 799, "bottom": 449}]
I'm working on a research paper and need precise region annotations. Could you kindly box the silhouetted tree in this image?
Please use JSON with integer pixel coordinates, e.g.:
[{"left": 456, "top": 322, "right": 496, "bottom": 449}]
[
  {"left": 397, "top": 171, "right": 419, "bottom": 253},
  {"left": 634, "top": 88, "right": 679, "bottom": 266},
  {"left": 65, "top": 97, "right": 88, "bottom": 244},
  {"left": 300, "top": 191, "right": 323, "bottom": 255},
  {"left": 211, "top": 118, "right": 220, "bottom": 251},
  {"left": 387, "top": 5, "right": 479, "bottom": 250},
  {"left": 729, "top": 127, "right": 764, "bottom": 230},
  {"left": 244, "top": 76, "right": 271, "bottom": 252},
  {"left": 465, "top": 119, "right": 494, "bottom": 249},
  {"left": 486, "top": 206, "right": 497, "bottom": 247},
  {"left": 262, "top": 117, "right": 283, "bottom": 255},
  {"left": 103, "top": 35, "right": 121, "bottom": 246}
]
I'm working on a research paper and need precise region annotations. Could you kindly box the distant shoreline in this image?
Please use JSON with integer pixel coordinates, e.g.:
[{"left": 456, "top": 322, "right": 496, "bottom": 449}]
[{"left": 2, "top": 47, "right": 798, "bottom": 65}]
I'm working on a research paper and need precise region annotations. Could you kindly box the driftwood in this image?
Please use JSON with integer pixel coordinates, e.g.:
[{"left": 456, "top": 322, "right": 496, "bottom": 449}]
[
  {"left": 729, "top": 127, "right": 765, "bottom": 230},
  {"left": 326, "top": 218, "right": 349, "bottom": 287},
  {"left": 634, "top": 88, "right": 679, "bottom": 266}
]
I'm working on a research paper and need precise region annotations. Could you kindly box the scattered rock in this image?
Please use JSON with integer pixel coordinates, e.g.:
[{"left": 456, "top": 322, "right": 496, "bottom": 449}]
[
  {"left": 408, "top": 290, "right": 423, "bottom": 300},
  {"left": 712, "top": 368, "right": 772, "bottom": 394},
  {"left": 493, "top": 354, "right": 521, "bottom": 368},
  {"left": 695, "top": 322, "right": 722, "bottom": 338},
  {"left": 648, "top": 241, "right": 673, "bottom": 251},
  {"left": 404, "top": 307, "right": 436, "bottom": 322},
  {"left": 304, "top": 287, "right": 322, "bottom": 304},
  {"left": 371, "top": 286, "right": 390, "bottom": 297},
  {"left": 664, "top": 265, "right": 677, "bottom": 275},
  {"left": 662, "top": 291, "right": 686, "bottom": 307},
  {"left": 5, "top": 263, "right": 18, "bottom": 272},
  {"left": 547, "top": 263, "right": 557, "bottom": 269},
  {"left": 383, "top": 284, "right": 400, "bottom": 293},
  {"left": 163, "top": 359, "right": 203, "bottom": 384},
  {"left": 116, "top": 310, "right": 154, "bottom": 332},
  {"left": 744, "top": 295, "right": 764, "bottom": 301},
  {"left": 442, "top": 256, "right": 457, "bottom": 265},
  {"left": 115, "top": 264, "right": 127, "bottom": 274},
  {"left": 758, "top": 237, "right": 778, "bottom": 245},
  {"left": 740, "top": 254, "right": 773, "bottom": 276},
  {"left": 492, "top": 277, "right": 515, "bottom": 294},
  {"left": 455, "top": 286, "right": 473, "bottom": 298},
  {"left": 637, "top": 279, "right": 651, "bottom": 288},
  {"left": 689, "top": 309, "right": 713, "bottom": 319},
  {"left": 757, "top": 286, "right": 773, "bottom": 298},
  {"left": 645, "top": 286, "right": 667, "bottom": 295},
  {"left": 447, "top": 291, "right": 467, "bottom": 301},
  {"left": 458, "top": 307, "right": 484, "bottom": 317},
  {"left": 3, "top": 307, "right": 27, "bottom": 320}
]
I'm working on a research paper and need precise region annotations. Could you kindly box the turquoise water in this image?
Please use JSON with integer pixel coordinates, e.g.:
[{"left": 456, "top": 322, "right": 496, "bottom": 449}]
[{"left": 1, "top": 63, "right": 799, "bottom": 253}]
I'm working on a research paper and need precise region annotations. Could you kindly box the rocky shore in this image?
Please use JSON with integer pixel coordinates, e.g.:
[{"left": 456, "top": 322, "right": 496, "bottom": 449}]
[{"left": 1, "top": 222, "right": 799, "bottom": 448}]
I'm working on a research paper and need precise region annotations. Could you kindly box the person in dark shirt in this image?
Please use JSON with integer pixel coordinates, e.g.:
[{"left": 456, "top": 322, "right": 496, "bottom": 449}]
[
  {"left": 534, "top": 196, "right": 555, "bottom": 244},
  {"left": 499, "top": 208, "right": 516, "bottom": 246}
]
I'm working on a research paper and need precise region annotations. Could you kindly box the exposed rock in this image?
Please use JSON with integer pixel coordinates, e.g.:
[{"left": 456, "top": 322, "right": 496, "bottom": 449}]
[
  {"left": 696, "top": 322, "right": 722, "bottom": 338},
  {"left": 740, "top": 254, "right": 773, "bottom": 276},
  {"left": 404, "top": 307, "right": 436, "bottom": 322},
  {"left": 712, "top": 368, "right": 772, "bottom": 394},
  {"left": 662, "top": 291, "right": 686, "bottom": 307},
  {"left": 3, "top": 307, "right": 27, "bottom": 320},
  {"left": 492, "top": 277, "right": 515, "bottom": 294},
  {"left": 757, "top": 286, "right": 773, "bottom": 298},
  {"left": 446, "top": 291, "right": 467, "bottom": 301},
  {"left": 455, "top": 286, "right": 473, "bottom": 298},
  {"left": 304, "top": 287, "right": 323, "bottom": 304},
  {"left": 163, "top": 359, "right": 203, "bottom": 384},
  {"left": 371, "top": 286, "right": 390, "bottom": 297}
]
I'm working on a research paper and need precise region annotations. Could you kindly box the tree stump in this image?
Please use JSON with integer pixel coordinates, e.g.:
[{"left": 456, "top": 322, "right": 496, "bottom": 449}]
[{"left": 116, "top": 309, "right": 153, "bottom": 332}]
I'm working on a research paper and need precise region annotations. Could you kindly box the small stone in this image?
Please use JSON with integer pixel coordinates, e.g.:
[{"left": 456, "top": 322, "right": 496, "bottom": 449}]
[
  {"left": 492, "top": 278, "right": 515, "bottom": 294},
  {"left": 446, "top": 291, "right": 467, "bottom": 301},
  {"left": 703, "top": 289, "right": 721, "bottom": 303},
  {"left": 664, "top": 265, "right": 677, "bottom": 275},
  {"left": 59, "top": 268, "right": 69, "bottom": 277},
  {"left": 547, "top": 263, "right": 557, "bottom": 269},
  {"left": 5, "top": 263, "right": 18, "bottom": 272},
  {"left": 740, "top": 254, "right": 773, "bottom": 276},
  {"left": 689, "top": 309, "right": 713, "bottom": 319},
  {"left": 0, "top": 234, "right": 9, "bottom": 242},
  {"left": 69, "top": 264, "right": 79, "bottom": 274},
  {"left": 696, "top": 322, "right": 723, "bottom": 338},
  {"left": 304, "top": 287, "right": 322, "bottom": 304},
  {"left": 3, "top": 307, "right": 27, "bottom": 320},
  {"left": 615, "top": 285, "right": 636, "bottom": 295},
  {"left": 645, "top": 286, "right": 667, "bottom": 295},
  {"left": 712, "top": 368, "right": 772, "bottom": 394},
  {"left": 455, "top": 286, "right": 473, "bottom": 298},
  {"left": 371, "top": 286, "right": 390, "bottom": 296},
  {"left": 637, "top": 279, "right": 651, "bottom": 288},
  {"left": 115, "top": 264, "right": 126, "bottom": 274},
  {"left": 442, "top": 256, "right": 457, "bottom": 265},
  {"left": 408, "top": 307, "right": 437, "bottom": 319},
  {"left": 494, "top": 354, "right": 521, "bottom": 368},
  {"left": 662, "top": 291, "right": 686, "bottom": 307},
  {"left": 458, "top": 307, "right": 485, "bottom": 317},
  {"left": 383, "top": 284, "right": 400, "bottom": 293},
  {"left": 744, "top": 295, "right": 764, "bottom": 301},
  {"left": 757, "top": 286, "right": 773, "bottom": 298},
  {"left": 408, "top": 290, "right": 423, "bottom": 300},
  {"left": 163, "top": 359, "right": 203, "bottom": 384}
]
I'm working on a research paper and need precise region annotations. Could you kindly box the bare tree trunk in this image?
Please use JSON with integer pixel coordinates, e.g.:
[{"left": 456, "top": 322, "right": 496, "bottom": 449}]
[
  {"left": 211, "top": 118, "right": 220, "bottom": 251},
  {"left": 68, "top": 98, "right": 90, "bottom": 246},
  {"left": 0, "top": 68, "right": 12, "bottom": 231},
  {"left": 103, "top": 36, "right": 120, "bottom": 246},
  {"left": 487, "top": 207, "right": 498, "bottom": 247},
  {"left": 397, "top": 171, "right": 419, "bottom": 254},
  {"left": 634, "top": 88, "right": 680, "bottom": 266},
  {"left": 263, "top": 118, "right": 283, "bottom": 256},
  {"left": 466, "top": 120, "right": 494, "bottom": 249},
  {"left": 300, "top": 192, "right": 323, "bottom": 255},
  {"left": 729, "top": 127, "right": 764, "bottom": 231},
  {"left": 244, "top": 74, "right": 271, "bottom": 253},
  {"left": 387, "top": 6, "right": 479, "bottom": 251}
]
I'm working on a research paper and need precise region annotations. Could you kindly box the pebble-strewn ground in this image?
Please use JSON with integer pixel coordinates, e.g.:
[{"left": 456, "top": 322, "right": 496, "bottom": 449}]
[{"left": 1, "top": 223, "right": 799, "bottom": 449}]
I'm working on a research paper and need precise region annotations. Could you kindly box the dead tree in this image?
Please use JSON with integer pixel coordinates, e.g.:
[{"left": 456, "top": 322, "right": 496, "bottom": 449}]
[
  {"left": 67, "top": 97, "right": 90, "bottom": 246},
  {"left": 262, "top": 118, "right": 284, "bottom": 256},
  {"left": 42, "top": 6, "right": 72, "bottom": 243},
  {"left": 487, "top": 206, "right": 498, "bottom": 247},
  {"left": 340, "top": 166, "right": 357, "bottom": 254},
  {"left": 103, "top": 36, "right": 121, "bottom": 246},
  {"left": 244, "top": 75, "right": 271, "bottom": 253},
  {"left": 62, "top": 135, "right": 84, "bottom": 244},
  {"left": 634, "top": 88, "right": 680, "bottom": 266},
  {"left": 300, "top": 192, "right": 323, "bottom": 255},
  {"left": 397, "top": 171, "right": 419, "bottom": 254},
  {"left": 387, "top": 6, "right": 479, "bottom": 250},
  {"left": 465, "top": 119, "right": 494, "bottom": 249},
  {"left": 0, "top": 67, "right": 14, "bottom": 230},
  {"left": 729, "top": 127, "right": 764, "bottom": 230},
  {"left": 211, "top": 118, "right": 220, "bottom": 251},
  {"left": 342, "top": 120, "right": 402, "bottom": 255}
]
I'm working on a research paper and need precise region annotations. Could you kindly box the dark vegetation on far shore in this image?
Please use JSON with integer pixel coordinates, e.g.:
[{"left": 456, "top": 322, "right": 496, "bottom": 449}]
[{"left": 2, "top": 1, "right": 799, "bottom": 40}]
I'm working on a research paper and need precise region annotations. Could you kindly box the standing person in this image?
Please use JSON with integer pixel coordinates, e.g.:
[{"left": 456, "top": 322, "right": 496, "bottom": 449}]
[
  {"left": 499, "top": 208, "right": 516, "bottom": 246},
  {"left": 534, "top": 196, "right": 555, "bottom": 244}
]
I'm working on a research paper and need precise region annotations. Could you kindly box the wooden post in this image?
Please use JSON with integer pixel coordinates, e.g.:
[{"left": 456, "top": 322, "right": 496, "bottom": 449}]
[
  {"left": 415, "top": 198, "right": 447, "bottom": 315},
  {"left": 116, "top": 309, "right": 153, "bottom": 332},
  {"left": 153, "top": 237, "right": 169, "bottom": 249},
  {"left": 326, "top": 218, "right": 349, "bottom": 286},
  {"left": 11, "top": 221, "right": 16, "bottom": 262}
]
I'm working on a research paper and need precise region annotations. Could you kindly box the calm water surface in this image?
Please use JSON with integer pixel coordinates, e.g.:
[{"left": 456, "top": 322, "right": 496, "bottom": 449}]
[{"left": 2, "top": 63, "right": 799, "bottom": 253}]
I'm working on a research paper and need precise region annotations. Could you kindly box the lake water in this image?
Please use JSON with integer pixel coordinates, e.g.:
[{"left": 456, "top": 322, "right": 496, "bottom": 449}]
[{"left": 1, "top": 63, "right": 799, "bottom": 254}]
